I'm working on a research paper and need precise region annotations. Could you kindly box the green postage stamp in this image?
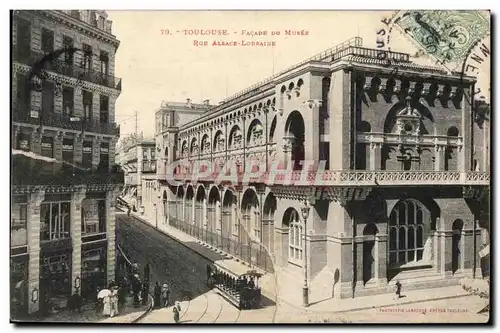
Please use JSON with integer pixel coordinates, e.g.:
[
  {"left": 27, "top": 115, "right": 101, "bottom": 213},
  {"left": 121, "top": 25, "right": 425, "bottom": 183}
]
[{"left": 394, "top": 10, "right": 490, "bottom": 65}]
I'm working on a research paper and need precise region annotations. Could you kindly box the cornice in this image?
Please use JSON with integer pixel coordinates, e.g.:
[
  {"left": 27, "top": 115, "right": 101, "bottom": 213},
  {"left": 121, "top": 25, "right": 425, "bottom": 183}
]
[{"left": 33, "top": 10, "right": 120, "bottom": 50}]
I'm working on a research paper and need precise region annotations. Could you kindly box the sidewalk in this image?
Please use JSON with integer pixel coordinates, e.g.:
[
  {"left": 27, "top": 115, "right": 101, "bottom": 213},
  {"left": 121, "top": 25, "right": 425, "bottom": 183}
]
[{"left": 37, "top": 296, "right": 151, "bottom": 323}]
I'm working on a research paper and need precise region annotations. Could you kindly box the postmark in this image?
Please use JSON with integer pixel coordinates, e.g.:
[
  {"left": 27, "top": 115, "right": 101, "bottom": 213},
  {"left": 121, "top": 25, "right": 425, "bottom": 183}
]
[{"left": 393, "top": 10, "right": 490, "bottom": 68}]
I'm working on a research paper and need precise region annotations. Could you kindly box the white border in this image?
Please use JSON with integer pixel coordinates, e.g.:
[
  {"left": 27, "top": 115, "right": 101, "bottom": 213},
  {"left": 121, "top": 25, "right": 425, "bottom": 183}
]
[{"left": 2, "top": 1, "right": 498, "bottom": 332}]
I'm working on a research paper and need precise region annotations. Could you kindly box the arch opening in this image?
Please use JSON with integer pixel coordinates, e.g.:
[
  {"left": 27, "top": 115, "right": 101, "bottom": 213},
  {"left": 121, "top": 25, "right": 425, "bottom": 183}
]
[{"left": 284, "top": 111, "right": 305, "bottom": 170}]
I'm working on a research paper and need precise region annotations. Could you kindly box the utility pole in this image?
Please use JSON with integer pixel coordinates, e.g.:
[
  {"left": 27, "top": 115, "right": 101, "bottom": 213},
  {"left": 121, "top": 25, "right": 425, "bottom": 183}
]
[{"left": 134, "top": 110, "right": 138, "bottom": 144}]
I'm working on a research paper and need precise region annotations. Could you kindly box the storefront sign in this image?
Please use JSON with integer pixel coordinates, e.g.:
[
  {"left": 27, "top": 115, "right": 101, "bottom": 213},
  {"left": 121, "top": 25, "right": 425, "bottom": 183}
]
[
  {"left": 41, "top": 142, "right": 53, "bottom": 149},
  {"left": 63, "top": 144, "right": 74, "bottom": 151}
]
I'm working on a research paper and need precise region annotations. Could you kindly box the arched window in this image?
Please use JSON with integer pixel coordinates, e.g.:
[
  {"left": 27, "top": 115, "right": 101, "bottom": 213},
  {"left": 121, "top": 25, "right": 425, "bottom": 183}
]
[
  {"left": 388, "top": 199, "right": 427, "bottom": 267},
  {"left": 288, "top": 209, "right": 303, "bottom": 264}
]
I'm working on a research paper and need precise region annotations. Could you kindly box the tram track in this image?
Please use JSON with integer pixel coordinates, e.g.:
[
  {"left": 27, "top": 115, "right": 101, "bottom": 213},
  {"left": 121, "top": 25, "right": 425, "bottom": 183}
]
[{"left": 117, "top": 214, "right": 242, "bottom": 323}]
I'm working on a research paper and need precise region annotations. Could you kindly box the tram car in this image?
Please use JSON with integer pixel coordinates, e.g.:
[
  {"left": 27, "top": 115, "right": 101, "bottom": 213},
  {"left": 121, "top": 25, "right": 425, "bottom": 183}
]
[{"left": 211, "top": 261, "right": 263, "bottom": 310}]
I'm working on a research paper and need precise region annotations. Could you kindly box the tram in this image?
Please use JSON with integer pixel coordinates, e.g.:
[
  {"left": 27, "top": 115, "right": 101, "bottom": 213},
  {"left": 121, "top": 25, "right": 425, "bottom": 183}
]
[{"left": 211, "top": 261, "right": 263, "bottom": 310}]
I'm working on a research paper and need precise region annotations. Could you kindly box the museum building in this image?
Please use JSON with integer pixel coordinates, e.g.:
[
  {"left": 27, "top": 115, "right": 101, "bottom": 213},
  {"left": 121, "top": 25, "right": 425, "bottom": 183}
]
[
  {"left": 11, "top": 10, "right": 122, "bottom": 316},
  {"left": 155, "top": 37, "right": 490, "bottom": 303}
]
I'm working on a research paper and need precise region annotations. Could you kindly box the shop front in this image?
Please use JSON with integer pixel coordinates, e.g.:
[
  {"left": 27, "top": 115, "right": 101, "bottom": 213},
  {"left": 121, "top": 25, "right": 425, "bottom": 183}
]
[
  {"left": 39, "top": 194, "right": 73, "bottom": 311},
  {"left": 81, "top": 195, "right": 108, "bottom": 300},
  {"left": 39, "top": 249, "right": 73, "bottom": 311},
  {"left": 10, "top": 256, "right": 28, "bottom": 319},
  {"left": 81, "top": 246, "right": 108, "bottom": 300},
  {"left": 11, "top": 194, "right": 28, "bottom": 318}
]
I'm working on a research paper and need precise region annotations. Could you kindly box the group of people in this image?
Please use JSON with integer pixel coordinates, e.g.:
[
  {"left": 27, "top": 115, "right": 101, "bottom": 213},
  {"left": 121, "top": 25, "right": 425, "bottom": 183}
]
[
  {"left": 153, "top": 282, "right": 171, "bottom": 309},
  {"left": 207, "top": 265, "right": 261, "bottom": 309},
  {"left": 94, "top": 281, "right": 123, "bottom": 318}
]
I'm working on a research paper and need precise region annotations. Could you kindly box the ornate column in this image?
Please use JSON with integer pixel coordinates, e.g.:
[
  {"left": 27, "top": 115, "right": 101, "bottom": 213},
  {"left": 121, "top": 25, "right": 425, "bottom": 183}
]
[
  {"left": 304, "top": 100, "right": 322, "bottom": 161},
  {"left": 215, "top": 200, "right": 221, "bottom": 232},
  {"left": 282, "top": 136, "right": 294, "bottom": 169},
  {"left": 167, "top": 198, "right": 176, "bottom": 226},
  {"left": 54, "top": 131, "right": 63, "bottom": 162},
  {"left": 300, "top": 202, "right": 311, "bottom": 307},
  {"left": 92, "top": 136, "right": 102, "bottom": 169},
  {"left": 434, "top": 145, "right": 446, "bottom": 171},
  {"left": 369, "top": 142, "right": 382, "bottom": 170},
  {"left": 74, "top": 133, "right": 83, "bottom": 165},
  {"left": 27, "top": 190, "right": 45, "bottom": 314},
  {"left": 374, "top": 233, "right": 388, "bottom": 285},
  {"left": 71, "top": 188, "right": 86, "bottom": 296},
  {"left": 106, "top": 189, "right": 118, "bottom": 285},
  {"left": 31, "top": 129, "right": 42, "bottom": 155}
]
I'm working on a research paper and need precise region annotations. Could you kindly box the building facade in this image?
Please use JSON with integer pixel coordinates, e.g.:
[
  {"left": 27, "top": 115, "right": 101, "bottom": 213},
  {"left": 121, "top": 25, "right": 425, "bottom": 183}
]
[
  {"left": 11, "top": 10, "right": 122, "bottom": 316},
  {"left": 155, "top": 37, "right": 490, "bottom": 303},
  {"left": 118, "top": 139, "right": 157, "bottom": 213}
]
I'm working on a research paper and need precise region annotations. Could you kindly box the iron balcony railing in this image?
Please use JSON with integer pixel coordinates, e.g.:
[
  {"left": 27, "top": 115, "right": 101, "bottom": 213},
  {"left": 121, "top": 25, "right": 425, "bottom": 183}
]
[
  {"left": 12, "top": 153, "right": 124, "bottom": 186},
  {"left": 12, "top": 105, "right": 120, "bottom": 136},
  {"left": 169, "top": 168, "right": 490, "bottom": 187},
  {"left": 12, "top": 48, "right": 122, "bottom": 91},
  {"left": 169, "top": 217, "right": 273, "bottom": 273}
]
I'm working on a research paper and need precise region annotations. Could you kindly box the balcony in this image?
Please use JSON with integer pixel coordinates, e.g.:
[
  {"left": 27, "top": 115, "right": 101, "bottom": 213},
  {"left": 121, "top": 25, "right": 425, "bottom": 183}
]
[
  {"left": 12, "top": 105, "right": 120, "bottom": 136},
  {"left": 83, "top": 119, "right": 120, "bottom": 136},
  {"left": 12, "top": 152, "right": 124, "bottom": 186},
  {"left": 12, "top": 48, "right": 122, "bottom": 91},
  {"left": 168, "top": 168, "right": 490, "bottom": 187}
]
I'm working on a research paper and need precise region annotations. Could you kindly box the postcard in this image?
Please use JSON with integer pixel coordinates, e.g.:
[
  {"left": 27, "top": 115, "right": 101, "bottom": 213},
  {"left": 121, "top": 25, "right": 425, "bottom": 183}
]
[{"left": 10, "top": 9, "right": 490, "bottom": 324}]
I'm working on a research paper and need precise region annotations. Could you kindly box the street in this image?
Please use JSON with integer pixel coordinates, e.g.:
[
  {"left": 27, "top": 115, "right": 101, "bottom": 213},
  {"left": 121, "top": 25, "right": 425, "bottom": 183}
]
[
  {"left": 116, "top": 212, "right": 212, "bottom": 305},
  {"left": 116, "top": 211, "right": 489, "bottom": 324}
]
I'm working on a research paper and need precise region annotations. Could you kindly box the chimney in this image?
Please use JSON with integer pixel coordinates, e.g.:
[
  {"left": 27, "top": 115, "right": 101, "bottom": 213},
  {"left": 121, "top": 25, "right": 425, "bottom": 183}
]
[{"left": 203, "top": 99, "right": 210, "bottom": 106}]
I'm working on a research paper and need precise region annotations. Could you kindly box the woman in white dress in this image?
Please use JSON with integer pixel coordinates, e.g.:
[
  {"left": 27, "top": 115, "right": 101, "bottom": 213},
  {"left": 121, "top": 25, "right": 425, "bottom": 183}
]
[
  {"left": 102, "top": 295, "right": 111, "bottom": 316},
  {"left": 110, "top": 289, "right": 119, "bottom": 317}
]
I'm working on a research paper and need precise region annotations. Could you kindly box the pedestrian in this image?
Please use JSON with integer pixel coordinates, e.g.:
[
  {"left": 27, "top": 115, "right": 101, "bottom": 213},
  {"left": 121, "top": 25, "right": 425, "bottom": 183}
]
[
  {"left": 154, "top": 282, "right": 161, "bottom": 309},
  {"left": 110, "top": 288, "right": 119, "bottom": 317},
  {"left": 127, "top": 205, "right": 131, "bottom": 216},
  {"left": 395, "top": 281, "right": 402, "bottom": 299},
  {"left": 144, "top": 262, "right": 151, "bottom": 282},
  {"left": 142, "top": 279, "right": 150, "bottom": 306},
  {"left": 118, "top": 278, "right": 128, "bottom": 308},
  {"left": 248, "top": 277, "right": 255, "bottom": 289},
  {"left": 172, "top": 301, "right": 181, "bottom": 323},
  {"left": 102, "top": 294, "right": 111, "bottom": 317},
  {"left": 206, "top": 264, "right": 212, "bottom": 286},
  {"left": 162, "top": 283, "right": 170, "bottom": 307}
]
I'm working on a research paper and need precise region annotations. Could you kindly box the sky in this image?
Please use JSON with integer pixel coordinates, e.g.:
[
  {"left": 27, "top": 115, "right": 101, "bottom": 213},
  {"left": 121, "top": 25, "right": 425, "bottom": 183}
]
[{"left": 107, "top": 10, "right": 491, "bottom": 138}]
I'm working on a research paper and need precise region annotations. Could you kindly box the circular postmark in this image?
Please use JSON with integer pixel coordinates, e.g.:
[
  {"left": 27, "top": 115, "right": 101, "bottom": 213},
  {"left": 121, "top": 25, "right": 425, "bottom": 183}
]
[
  {"left": 390, "top": 10, "right": 490, "bottom": 69},
  {"left": 459, "top": 35, "right": 491, "bottom": 102}
]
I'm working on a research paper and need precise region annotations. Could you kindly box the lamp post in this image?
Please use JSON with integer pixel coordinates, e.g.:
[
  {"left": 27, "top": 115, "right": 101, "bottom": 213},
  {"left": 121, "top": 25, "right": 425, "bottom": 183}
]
[
  {"left": 153, "top": 202, "right": 158, "bottom": 229},
  {"left": 301, "top": 202, "right": 311, "bottom": 307}
]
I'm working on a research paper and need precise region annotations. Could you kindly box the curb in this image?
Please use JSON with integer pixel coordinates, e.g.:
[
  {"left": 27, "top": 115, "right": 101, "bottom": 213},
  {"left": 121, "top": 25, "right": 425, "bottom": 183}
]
[
  {"left": 131, "top": 293, "right": 154, "bottom": 323},
  {"left": 277, "top": 291, "right": 472, "bottom": 315}
]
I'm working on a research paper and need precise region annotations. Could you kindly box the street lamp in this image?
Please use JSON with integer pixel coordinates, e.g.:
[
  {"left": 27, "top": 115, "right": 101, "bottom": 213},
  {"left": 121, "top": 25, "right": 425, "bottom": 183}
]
[
  {"left": 301, "top": 202, "right": 311, "bottom": 307},
  {"left": 153, "top": 202, "right": 158, "bottom": 228}
]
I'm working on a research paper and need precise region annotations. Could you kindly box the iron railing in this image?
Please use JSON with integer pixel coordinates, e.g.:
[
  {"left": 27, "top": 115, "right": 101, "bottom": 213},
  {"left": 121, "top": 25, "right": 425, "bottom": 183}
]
[
  {"left": 169, "top": 168, "right": 491, "bottom": 186},
  {"left": 12, "top": 105, "right": 120, "bottom": 136},
  {"left": 12, "top": 153, "right": 124, "bottom": 186},
  {"left": 169, "top": 217, "right": 274, "bottom": 273},
  {"left": 12, "top": 48, "right": 122, "bottom": 91}
]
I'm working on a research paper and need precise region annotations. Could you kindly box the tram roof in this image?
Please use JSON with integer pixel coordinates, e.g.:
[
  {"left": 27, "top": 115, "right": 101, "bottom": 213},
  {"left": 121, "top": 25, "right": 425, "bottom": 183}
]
[{"left": 214, "top": 259, "right": 263, "bottom": 278}]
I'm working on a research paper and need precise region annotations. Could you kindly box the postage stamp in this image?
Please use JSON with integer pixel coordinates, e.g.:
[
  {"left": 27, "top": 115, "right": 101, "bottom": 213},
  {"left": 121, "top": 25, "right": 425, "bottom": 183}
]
[{"left": 393, "top": 10, "right": 490, "bottom": 68}]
